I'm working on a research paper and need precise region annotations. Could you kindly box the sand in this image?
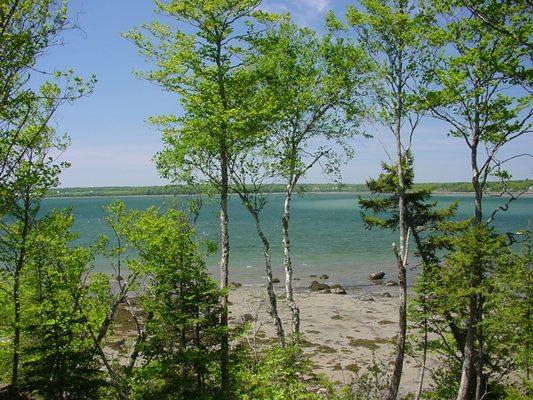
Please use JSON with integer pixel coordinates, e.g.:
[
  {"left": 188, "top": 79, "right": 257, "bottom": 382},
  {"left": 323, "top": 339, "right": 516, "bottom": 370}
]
[
  {"left": 228, "top": 283, "right": 436, "bottom": 395},
  {"left": 106, "top": 281, "right": 436, "bottom": 396}
]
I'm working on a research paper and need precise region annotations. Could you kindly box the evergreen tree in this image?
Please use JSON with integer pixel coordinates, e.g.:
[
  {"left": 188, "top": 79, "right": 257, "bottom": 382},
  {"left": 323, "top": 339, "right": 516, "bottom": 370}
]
[{"left": 20, "top": 211, "right": 106, "bottom": 399}]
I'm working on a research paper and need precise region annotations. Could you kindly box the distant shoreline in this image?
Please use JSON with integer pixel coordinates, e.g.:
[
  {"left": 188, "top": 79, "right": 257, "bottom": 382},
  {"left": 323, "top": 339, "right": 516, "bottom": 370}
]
[
  {"left": 46, "top": 180, "right": 532, "bottom": 199},
  {"left": 43, "top": 191, "right": 533, "bottom": 200}
]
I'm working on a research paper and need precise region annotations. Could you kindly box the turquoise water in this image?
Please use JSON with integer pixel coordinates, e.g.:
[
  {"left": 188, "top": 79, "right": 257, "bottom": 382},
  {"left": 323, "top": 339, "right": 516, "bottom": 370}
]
[{"left": 40, "top": 193, "right": 533, "bottom": 287}]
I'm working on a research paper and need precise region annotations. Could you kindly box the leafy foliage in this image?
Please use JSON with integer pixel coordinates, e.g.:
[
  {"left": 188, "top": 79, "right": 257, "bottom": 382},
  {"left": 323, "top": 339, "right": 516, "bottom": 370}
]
[{"left": 121, "top": 206, "right": 222, "bottom": 399}]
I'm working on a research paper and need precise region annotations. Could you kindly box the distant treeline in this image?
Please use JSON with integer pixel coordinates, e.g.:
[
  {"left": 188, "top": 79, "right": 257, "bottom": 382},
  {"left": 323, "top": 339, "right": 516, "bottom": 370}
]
[{"left": 47, "top": 180, "right": 532, "bottom": 198}]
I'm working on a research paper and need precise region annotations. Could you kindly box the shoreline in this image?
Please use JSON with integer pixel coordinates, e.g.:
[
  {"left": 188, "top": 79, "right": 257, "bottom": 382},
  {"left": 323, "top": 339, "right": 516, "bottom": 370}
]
[
  {"left": 108, "top": 284, "right": 432, "bottom": 395},
  {"left": 44, "top": 190, "right": 533, "bottom": 200}
]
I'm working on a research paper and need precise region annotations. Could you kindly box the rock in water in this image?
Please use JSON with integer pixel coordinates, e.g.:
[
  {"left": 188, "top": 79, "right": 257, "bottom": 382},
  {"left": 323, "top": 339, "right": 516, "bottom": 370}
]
[
  {"left": 386, "top": 280, "right": 399, "bottom": 287},
  {"left": 309, "top": 280, "right": 330, "bottom": 291},
  {"left": 272, "top": 277, "right": 281, "bottom": 284},
  {"left": 368, "top": 271, "right": 385, "bottom": 280},
  {"left": 320, "top": 274, "right": 329, "bottom": 280}
]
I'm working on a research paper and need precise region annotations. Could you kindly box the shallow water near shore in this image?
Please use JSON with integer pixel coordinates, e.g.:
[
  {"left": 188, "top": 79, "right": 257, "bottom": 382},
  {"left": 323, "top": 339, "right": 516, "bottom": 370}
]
[{"left": 40, "top": 192, "right": 533, "bottom": 287}]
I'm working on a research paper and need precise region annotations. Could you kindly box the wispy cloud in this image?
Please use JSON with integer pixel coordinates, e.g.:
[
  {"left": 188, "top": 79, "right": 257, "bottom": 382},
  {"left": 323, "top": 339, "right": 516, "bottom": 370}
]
[
  {"left": 261, "top": 0, "right": 331, "bottom": 25},
  {"left": 303, "top": 0, "right": 329, "bottom": 12}
]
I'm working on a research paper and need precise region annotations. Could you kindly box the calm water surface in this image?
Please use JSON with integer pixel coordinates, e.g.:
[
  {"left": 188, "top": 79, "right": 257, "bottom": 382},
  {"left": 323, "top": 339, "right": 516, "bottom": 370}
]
[{"left": 40, "top": 193, "right": 533, "bottom": 287}]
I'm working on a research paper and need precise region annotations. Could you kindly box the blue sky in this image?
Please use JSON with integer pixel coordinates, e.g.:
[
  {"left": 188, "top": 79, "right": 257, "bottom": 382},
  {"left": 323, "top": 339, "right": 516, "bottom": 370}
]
[{"left": 37, "top": 0, "right": 532, "bottom": 187}]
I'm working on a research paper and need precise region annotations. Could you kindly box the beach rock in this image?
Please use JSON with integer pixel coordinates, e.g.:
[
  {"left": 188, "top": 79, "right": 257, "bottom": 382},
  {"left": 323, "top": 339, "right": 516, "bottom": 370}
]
[
  {"left": 309, "top": 280, "right": 330, "bottom": 291},
  {"left": 381, "top": 292, "right": 392, "bottom": 298},
  {"left": 386, "top": 280, "right": 399, "bottom": 287},
  {"left": 330, "top": 284, "right": 342, "bottom": 289},
  {"left": 230, "top": 281, "right": 242, "bottom": 288},
  {"left": 319, "top": 274, "right": 329, "bottom": 280},
  {"left": 310, "top": 274, "right": 318, "bottom": 278},
  {"left": 319, "top": 288, "right": 331, "bottom": 294},
  {"left": 332, "top": 286, "right": 347, "bottom": 295},
  {"left": 361, "top": 296, "right": 375, "bottom": 302},
  {"left": 368, "top": 271, "right": 385, "bottom": 280},
  {"left": 272, "top": 277, "right": 281, "bottom": 284},
  {"left": 115, "top": 275, "right": 124, "bottom": 281}
]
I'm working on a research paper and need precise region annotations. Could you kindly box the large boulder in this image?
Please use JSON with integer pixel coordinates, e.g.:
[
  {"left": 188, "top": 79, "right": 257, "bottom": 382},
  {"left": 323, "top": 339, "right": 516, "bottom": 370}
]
[
  {"left": 309, "top": 280, "right": 330, "bottom": 291},
  {"left": 368, "top": 271, "right": 385, "bottom": 280}
]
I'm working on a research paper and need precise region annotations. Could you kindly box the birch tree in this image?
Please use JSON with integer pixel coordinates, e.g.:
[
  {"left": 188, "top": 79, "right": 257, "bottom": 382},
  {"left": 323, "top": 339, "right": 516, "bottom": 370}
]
[
  {"left": 124, "top": 1, "right": 271, "bottom": 393},
  {"left": 0, "top": 119, "right": 70, "bottom": 391},
  {"left": 344, "top": 1, "right": 433, "bottom": 398},
  {"left": 421, "top": 2, "right": 532, "bottom": 398},
  {"left": 250, "top": 19, "right": 370, "bottom": 336},
  {"left": 230, "top": 149, "right": 285, "bottom": 343},
  {"left": 0, "top": 0, "right": 94, "bottom": 216}
]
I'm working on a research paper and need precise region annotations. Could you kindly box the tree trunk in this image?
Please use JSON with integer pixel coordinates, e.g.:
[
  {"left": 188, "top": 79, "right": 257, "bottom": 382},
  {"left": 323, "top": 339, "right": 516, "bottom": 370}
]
[
  {"left": 457, "top": 108, "right": 483, "bottom": 400},
  {"left": 415, "top": 318, "right": 428, "bottom": 400},
  {"left": 475, "top": 295, "right": 485, "bottom": 400},
  {"left": 215, "top": 28, "right": 231, "bottom": 395},
  {"left": 248, "top": 206, "right": 285, "bottom": 343},
  {"left": 219, "top": 149, "right": 230, "bottom": 397},
  {"left": 11, "top": 193, "right": 30, "bottom": 389},
  {"left": 411, "top": 228, "right": 430, "bottom": 400},
  {"left": 457, "top": 298, "right": 477, "bottom": 400},
  {"left": 282, "top": 182, "right": 300, "bottom": 336},
  {"left": 386, "top": 47, "right": 408, "bottom": 400},
  {"left": 11, "top": 267, "right": 21, "bottom": 389},
  {"left": 386, "top": 241, "right": 408, "bottom": 400}
]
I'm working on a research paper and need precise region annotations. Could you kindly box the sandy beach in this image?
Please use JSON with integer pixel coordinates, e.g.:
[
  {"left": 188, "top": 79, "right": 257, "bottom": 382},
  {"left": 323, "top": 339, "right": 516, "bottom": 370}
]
[
  {"left": 227, "top": 283, "right": 435, "bottom": 395},
  {"left": 107, "top": 280, "right": 436, "bottom": 395}
]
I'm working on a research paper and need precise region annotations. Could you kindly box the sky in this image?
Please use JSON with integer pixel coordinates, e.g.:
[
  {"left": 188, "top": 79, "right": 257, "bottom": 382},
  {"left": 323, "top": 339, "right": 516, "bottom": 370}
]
[{"left": 36, "top": 0, "right": 532, "bottom": 188}]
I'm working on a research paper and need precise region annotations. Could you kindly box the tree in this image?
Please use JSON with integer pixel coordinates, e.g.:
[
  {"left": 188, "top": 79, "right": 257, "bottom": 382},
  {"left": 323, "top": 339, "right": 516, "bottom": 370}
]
[
  {"left": 124, "top": 1, "right": 271, "bottom": 392},
  {"left": 0, "top": 0, "right": 94, "bottom": 216},
  {"left": 251, "top": 18, "right": 370, "bottom": 336},
  {"left": 344, "top": 1, "right": 433, "bottom": 397},
  {"left": 421, "top": 3, "right": 532, "bottom": 397},
  {"left": 230, "top": 148, "right": 285, "bottom": 343},
  {"left": 0, "top": 122, "right": 67, "bottom": 391},
  {"left": 459, "top": 0, "right": 533, "bottom": 56},
  {"left": 118, "top": 206, "right": 222, "bottom": 399},
  {"left": 359, "top": 152, "right": 457, "bottom": 398},
  {"left": 19, "top": 211, "right": 106, "bottom": 399},
  {"left": 414, "top": 222, "right": 531, "bottom": 399}
]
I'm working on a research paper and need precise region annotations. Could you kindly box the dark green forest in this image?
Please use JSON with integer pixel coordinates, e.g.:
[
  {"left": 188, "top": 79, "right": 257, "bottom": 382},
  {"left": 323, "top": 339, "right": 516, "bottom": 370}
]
[{"left": 46, "top": 180, "right": 533, "bottom": 198}]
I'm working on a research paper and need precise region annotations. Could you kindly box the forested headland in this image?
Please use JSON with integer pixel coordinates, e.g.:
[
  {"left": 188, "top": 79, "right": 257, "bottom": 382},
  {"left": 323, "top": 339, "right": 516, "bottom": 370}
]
[
  {"left": 46, "top": 180, "right": 533, "bottom": 198},
  {"left": 0, "top": 0, "right": 531, "bottom": 400}
]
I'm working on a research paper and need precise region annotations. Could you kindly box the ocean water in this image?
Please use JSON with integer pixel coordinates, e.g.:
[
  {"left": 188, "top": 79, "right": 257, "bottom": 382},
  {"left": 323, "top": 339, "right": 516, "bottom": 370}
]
[{"left": 40, "top": 193, "right": 533, "bottom": 287}]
